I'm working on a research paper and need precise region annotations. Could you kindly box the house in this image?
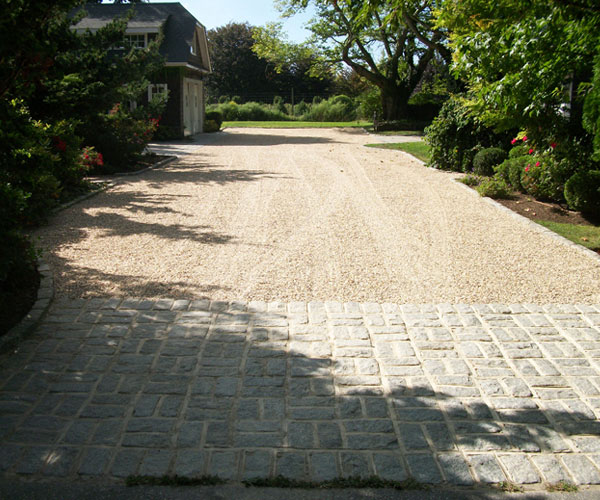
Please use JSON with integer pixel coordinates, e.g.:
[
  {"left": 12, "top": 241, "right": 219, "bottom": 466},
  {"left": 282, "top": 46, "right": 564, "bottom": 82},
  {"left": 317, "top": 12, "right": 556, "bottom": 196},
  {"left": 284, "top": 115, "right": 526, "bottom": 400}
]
[{"left": 73, "top": 2, "right": 212, "bottom": 137}]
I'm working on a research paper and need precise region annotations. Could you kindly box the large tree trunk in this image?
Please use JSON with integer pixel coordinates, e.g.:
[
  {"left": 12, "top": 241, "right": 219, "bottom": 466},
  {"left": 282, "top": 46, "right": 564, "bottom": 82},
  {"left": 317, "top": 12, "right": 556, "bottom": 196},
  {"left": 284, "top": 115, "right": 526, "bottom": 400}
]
[{"left": 380, "top": 84, "right": 410, "bottom": 121}]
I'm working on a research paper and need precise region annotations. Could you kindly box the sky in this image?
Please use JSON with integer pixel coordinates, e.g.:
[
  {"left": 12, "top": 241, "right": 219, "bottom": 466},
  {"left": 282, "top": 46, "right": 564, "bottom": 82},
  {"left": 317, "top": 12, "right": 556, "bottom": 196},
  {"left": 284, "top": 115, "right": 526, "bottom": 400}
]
[{"left": 176, "top": 0, "right": 316, "bottom": 42}]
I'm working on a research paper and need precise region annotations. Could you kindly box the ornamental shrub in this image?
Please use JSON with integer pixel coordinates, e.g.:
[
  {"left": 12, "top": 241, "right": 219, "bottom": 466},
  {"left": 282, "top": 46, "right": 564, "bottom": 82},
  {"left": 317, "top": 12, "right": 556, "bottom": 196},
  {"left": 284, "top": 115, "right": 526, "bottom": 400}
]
[
  {"left": 425, "top": 95, "right": 512, "bottom": 172},
  {"left": 473, "top": 147, "right": 507, "bottom": 176},
  {"left": 205, "top": 111, "right": 223, "bottom": 128},
  {"left": 475, "top": 176, "right": 512, "bottom": 199},
  {"left": 204, "top": 119, "right": 220, "bottom": 133},
  {"left": 495, "top": 156, "right": 529, "bottom": 191},
  {"left": 520, "top": 157, "right": 558, "bottom": 201},
  {"left": 564, "top": 170, "right": 600, "bottom": 215},
  {"left": 301, "top": 95, "right": 357, "bottom": 122},
  {"left": 87, "top": 105, "right": 160, "bottom": 172}
]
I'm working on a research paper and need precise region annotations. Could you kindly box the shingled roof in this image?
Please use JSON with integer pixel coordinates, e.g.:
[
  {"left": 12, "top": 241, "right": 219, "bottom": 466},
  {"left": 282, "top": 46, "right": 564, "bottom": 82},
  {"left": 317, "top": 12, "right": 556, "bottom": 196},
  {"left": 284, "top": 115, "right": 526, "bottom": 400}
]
[{"left": 72, "top": 2, "right": 210, "bottom": 72}]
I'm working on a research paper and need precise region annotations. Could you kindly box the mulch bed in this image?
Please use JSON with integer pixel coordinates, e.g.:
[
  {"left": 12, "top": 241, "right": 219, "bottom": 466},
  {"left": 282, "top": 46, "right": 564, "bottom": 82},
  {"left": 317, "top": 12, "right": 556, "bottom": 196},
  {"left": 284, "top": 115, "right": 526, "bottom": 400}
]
[{"left": 496, "top": 192, "right": 599, "bottom": 226}]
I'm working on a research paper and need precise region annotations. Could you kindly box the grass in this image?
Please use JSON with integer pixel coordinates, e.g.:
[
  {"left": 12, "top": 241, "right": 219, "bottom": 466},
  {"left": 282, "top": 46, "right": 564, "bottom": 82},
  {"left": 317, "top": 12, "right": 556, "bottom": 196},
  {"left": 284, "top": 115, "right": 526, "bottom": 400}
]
[
  {"left": 223, "top": 121, "right": 372, "bottom": 129},
  {"left": 498, "top": 481, "right": 524, "bottom": 493},
  {"left": 365, "top": 141, "right": 430, "bottom": 163},
  {"left": 546, "top": 480, "right": 579, "bottom": 492},
  {"left": 367, "top": 129, "right": 424, "bottom": 136},
  {"left": 537, "top": 220, "right": 600, "bottom": 252}
]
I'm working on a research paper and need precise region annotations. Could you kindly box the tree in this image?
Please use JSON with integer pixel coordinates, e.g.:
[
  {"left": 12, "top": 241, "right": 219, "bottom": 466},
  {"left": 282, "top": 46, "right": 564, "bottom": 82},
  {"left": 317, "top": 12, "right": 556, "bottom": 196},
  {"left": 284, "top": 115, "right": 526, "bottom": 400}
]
[
  {"left": 208, "top": 22, "right": 333, "bottom": 101},
  {"left": 436, "top": 0, "right": 600, "bottom": 143},
  {"left": 207, "top": 22, "right": 274, "bottom": 99},
  {"left": 261, "top": 0, "right": 450, "bottom": 120}
]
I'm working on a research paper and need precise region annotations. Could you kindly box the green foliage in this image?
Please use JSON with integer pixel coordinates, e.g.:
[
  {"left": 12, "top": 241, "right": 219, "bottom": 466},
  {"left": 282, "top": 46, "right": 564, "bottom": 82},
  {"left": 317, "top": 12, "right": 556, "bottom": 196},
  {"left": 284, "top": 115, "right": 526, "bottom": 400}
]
[
  {"left": 208, "top": 101, "right": 292, "bottom": 122},
  {"left": 473, "top": 147, "right": 507, "bottom": 176},
  {"left": 88, "top": 105, "right": 160, "bottom": 172},
  {"left": 437, "top": 0, "right": 600, "bottom": 147},
  {"left": 204, "top": 120, "right": 220, "bottom": 133},
  {"left": 207, "top": 22, "right": 333, "bottom": 102},
  {"left": 495, "top": 156, "right": 529, "bottom": 191},
  {"left": 564, "top": 170, "right": 600, "bottom": 215},
  {"left": 205, "top": 111, "right": 223, "bottom": 128},
  {"left": 520, "top": 156, "right": 561, "bottom": 201},
  {"left": 300, "top": 95, "right": 357, "bottom": 122},
  {"left": 476, "top": 176, "right": 512, "bottom": 199},
  {"left": 425, "top": 95, "right": 511, "bottom": 172},
  {"left": 263, "top": 1, "right": 452, "bottom": 121}
]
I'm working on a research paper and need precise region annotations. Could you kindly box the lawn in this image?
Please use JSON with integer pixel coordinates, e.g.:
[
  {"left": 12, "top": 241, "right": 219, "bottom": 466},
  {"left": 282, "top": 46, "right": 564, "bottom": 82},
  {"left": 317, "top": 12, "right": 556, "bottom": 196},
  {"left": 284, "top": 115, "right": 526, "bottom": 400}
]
[
  {"left": 365, "top": 141, "right": 430, "bottom": 163},
  {"left": 537, "top": 221, "right": 600, "bottom": 253},
  {"left": 223, "top": 121, "right": 372, "bottom": 129}
]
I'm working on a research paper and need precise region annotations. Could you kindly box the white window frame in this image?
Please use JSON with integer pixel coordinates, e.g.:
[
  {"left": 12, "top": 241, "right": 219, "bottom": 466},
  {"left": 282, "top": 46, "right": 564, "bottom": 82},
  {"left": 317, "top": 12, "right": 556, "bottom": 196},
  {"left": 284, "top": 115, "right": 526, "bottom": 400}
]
[
  {"left": 124, "top": 33, "right": 146, "bottom": 49},
  {"left": 148, "top": 83, "right": 168, "bottom": 102}
]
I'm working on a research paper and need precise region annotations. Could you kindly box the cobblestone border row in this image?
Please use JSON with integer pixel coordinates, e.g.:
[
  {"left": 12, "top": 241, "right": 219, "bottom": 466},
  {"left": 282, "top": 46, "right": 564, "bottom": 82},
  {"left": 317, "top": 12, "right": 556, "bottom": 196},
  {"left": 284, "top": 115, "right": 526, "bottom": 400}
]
[
  {"left": 2, "top": 156, "right": 180, "bottom": 353},
  {"left": 0, "top": 259, "right": 54, "bottom": 354}
]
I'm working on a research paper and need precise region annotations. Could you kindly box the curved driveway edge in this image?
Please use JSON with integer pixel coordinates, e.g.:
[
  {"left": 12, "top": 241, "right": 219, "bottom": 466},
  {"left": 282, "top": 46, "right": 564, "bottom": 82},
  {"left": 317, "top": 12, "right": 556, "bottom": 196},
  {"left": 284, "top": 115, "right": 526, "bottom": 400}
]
[{"left": 1, "top": 298, "right": 600, "bottom": 489}]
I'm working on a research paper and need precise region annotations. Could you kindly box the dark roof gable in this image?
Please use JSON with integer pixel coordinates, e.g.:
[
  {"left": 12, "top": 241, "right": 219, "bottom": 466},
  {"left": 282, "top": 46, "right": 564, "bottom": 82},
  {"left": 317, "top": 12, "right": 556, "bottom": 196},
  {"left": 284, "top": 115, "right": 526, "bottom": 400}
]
[{"left": 72, "top": 2, "right": 210, "bottom": 72}]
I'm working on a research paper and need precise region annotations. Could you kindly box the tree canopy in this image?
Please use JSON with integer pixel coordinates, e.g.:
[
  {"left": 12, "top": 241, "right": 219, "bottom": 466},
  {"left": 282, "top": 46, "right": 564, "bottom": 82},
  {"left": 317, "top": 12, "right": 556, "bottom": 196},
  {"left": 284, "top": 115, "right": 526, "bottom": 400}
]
[
  {"left": 436, "top": 0, "right": 600, "bottom": 146},
  {"left": 257, "top": 0, "right": 450, "bottom": 120},
  {"left": 207, "top": 22, "right": 333, "bottom": 101}
]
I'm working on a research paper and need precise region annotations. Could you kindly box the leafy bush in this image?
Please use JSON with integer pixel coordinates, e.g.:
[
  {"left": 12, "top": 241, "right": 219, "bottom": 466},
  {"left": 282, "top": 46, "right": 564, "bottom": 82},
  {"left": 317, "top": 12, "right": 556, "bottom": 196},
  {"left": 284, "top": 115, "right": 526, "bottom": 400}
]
[
  {"left": 425, "top": 95, "right": 513, "bottom": 172},
  {"left": 520, "top": 157, "right": 558, "bottom": 201},
  {"left": 153, "top": 124, "right": 182, "bottom": 141},
  {"left": 459, "top": 174, "right": 481, "bottom": 187},
  {"left": 495, "top": 156, "right": 529, "bottom": 191},
  {"left": 205, "top": 111, "right": 223, "bottom": 129},
  {"left": 301, "top": 95, "right": 357, "bottom": 122},
  {"left": 207, "top": 101, "right": 291, "bottom": 121},
  {"left": 476, "top": 176, "right": 512, "bottom": 199},
  {"left": 473, "top": 147, "right": 507, "bottom": 176},
  {"left": 204, "top": 120, "right": 220, "bottom": 133},
  {"left": 87, "top": 105, "right": 160, "bottom": 172},
  {"left": 564, "top": 170, "right": 600, "bottom": 215}
]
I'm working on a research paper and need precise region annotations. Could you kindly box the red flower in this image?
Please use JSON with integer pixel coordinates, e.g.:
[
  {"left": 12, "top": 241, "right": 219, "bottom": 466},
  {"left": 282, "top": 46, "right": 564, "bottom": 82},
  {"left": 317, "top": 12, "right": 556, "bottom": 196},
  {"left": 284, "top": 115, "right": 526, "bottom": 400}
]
[
  {"left": 511, "top": 138, "right": 517, "bottom": 145},
  {"left": 522, "top": 136, "right": 528, "bottom": 142},
  {"left": 525, "top": 165, "right": 530, "bottom": 172},
  {"left": 528, "top": 148, "right": 534, "bottom": 154},
  {"left": 535, "top": 161, "right": 540, "bottom": 167},
  {"left": 550, "top": 142, "right": 557, "bottom": 149}
]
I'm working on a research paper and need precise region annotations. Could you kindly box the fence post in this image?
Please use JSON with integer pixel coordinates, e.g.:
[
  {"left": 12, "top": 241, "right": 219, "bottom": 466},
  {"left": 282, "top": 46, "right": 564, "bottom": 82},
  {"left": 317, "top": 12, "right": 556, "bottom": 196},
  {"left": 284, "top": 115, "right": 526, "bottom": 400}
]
[{"left": 291, "top": 88, "right": 295, "bottom": 118}]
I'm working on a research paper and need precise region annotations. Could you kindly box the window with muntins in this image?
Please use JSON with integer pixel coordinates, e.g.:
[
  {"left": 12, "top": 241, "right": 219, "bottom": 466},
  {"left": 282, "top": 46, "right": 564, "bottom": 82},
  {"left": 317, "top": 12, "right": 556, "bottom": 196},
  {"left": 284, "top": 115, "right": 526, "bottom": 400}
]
[{"left": 148, "top": 83, "right": 168, "bottom": 102}]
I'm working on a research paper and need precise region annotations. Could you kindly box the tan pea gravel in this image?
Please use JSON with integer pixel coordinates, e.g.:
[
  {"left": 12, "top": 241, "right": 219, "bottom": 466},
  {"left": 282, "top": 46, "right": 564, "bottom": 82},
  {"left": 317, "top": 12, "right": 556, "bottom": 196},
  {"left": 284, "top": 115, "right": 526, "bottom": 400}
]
[{"left": 34, "top": 127, "right": 600, "bottom": 303}]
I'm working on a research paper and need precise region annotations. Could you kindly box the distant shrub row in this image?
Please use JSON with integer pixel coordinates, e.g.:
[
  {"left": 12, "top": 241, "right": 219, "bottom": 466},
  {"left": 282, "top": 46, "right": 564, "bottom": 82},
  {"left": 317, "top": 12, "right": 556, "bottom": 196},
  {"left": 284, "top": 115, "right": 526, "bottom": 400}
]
[{"left": 206, "top": 95, "right": 359, "bottom": 123}]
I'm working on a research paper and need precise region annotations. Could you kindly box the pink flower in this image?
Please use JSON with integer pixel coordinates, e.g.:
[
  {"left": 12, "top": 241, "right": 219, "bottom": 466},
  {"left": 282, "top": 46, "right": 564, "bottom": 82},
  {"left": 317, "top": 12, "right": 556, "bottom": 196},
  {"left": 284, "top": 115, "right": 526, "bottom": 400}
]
[
  {"left": 511, "top": 138, "right": 517, "bottom": 145},
  {"left": 528, "top": 148, "right": 534, "bottom": 154},
  {"left": 535, "top": 161, "right": 540, "bottom": 167},
  {"left": 525, "top": 165, "right": 530, "bottom": 172},
  {"left": 522, "top": 136, "right": 528, "bottom": 142}
]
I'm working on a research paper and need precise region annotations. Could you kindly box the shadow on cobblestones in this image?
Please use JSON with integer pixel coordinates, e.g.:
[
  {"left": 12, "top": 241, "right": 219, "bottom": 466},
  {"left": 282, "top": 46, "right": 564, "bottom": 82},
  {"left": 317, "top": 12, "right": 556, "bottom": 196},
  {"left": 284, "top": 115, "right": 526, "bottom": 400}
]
[{"left": 1, "top": 300, "right": 599, "bottom": 487}]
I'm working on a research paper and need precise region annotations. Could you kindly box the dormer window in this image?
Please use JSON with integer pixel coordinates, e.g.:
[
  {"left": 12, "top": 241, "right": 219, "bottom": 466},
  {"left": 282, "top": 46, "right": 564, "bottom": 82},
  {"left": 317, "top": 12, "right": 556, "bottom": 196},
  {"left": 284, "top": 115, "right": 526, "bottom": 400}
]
[
  {"left": 122, "top": 33, "right": 158, "bottom": 49},
  {"left": 124, "top": 34, "right": 146, "bottom": 48},
  {"left": 190, "top": 32, "right": 198, "bottom": 55}
]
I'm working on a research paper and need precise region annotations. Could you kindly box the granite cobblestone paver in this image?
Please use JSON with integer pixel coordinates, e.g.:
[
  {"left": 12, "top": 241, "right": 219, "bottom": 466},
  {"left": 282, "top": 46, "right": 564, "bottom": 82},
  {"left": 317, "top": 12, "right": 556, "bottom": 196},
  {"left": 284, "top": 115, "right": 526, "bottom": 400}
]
[{"left": 1, "top": 299, "right": 600, "bottom": 489}]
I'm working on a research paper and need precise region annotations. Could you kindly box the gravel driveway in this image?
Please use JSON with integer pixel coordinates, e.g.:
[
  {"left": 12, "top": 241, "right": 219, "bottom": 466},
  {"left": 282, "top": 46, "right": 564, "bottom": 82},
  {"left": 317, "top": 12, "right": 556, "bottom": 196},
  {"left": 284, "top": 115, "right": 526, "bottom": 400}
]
[{"left": 35, "top": 127, "right": 600, "bottom": 303}]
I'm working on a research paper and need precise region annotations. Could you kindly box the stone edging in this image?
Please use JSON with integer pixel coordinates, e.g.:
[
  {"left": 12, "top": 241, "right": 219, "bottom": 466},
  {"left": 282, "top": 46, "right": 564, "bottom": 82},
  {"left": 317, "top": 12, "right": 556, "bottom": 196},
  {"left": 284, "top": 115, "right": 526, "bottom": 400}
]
[
  {"left": 2, "top": 156, "right": 179, "bottom": 353},
  {"left": 375, "top": 146, "right": 599, "bottom": 265},
  {"left": 112, "top": 155, "right": 177, "bottom": 177},
  {"left": 452, "top": 177, "right": 600, "bottom": 265},
  {"left": 0, "top": 258, "right": 54, "bottom": 354}
]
